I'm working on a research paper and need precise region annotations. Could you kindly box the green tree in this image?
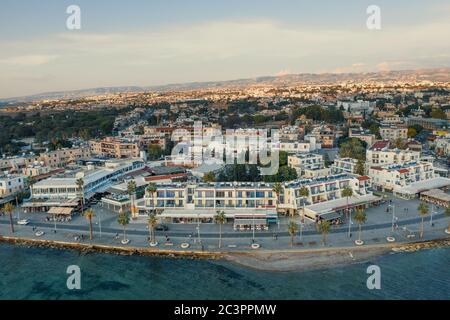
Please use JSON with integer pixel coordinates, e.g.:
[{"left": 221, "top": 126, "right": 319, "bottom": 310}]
[
  {"left": 147, "top": 214, "right": 158, "bottom": 244},
  {"left": 117, "top": 210, "right": 130, "bottom": 242},
  {"left": 355, "top": 159, "right": 365, "bottom": 176},
  {"left": 354, "top": 208, "right": 367, "bottom": 241},
  {"left": 339, "top": 138, "right": 366, "bottom": 160},
  {"left": 272, "top": 182, "right": 282, "bottom": 206},
  {"left": 84, "top": 208, "right": 95, "bottom": 240},
  {"left": 417, "top": 202, "right": 429, "bottom": 239},
  {"left": 317, "top": 220, "right": 331, "bottom": 246},
  {"left": 147, "top": 144, "right": 164, "bottom": 160},
  {"left": 146, "top": 183, "right": 157, "bottom": 208},
  {"left": 76, "top": 178, "right": 85, "bottom": 216},
  {"left": 287, "top": 220, "right": 299, "bottom": 247},
  {"left": 407, "top": 127, "right": 417, "bottom": 138},
  {"left": 214, "top": 210, "right": 227, "bottom": 248},
  {"left": 2, "top": 203, "right": 15, "bottom": 233},
  {"left": 203, "top": 171, "right": 216, "bottom": 183},
  {"left": 127, "top": 180, "right": 137, "bottom": 218}
]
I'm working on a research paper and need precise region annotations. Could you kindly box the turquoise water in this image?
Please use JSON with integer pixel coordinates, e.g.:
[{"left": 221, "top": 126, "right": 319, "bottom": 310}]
[{"left": 0, "top": 243, "right": 448, "bottom": 300}]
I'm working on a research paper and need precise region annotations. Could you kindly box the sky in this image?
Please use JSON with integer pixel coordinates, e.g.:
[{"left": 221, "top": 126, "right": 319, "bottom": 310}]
[{"left": 0, "top": 0, "right": 449, "bottom": 98}]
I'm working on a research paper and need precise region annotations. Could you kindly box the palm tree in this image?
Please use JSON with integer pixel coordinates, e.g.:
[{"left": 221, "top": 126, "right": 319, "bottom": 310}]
[
  {"left": 287, "top": 220, "right": 298, "bottom": 247},
  {"left": 445, "top": 207, "right": 450, "bottom": 233},
  {"left": 354, "top": 208, "right": 367, "bottom": 242},
  {"left": 417, "top": 202, "right": 429, "bottom": 238},
  {"left": 117, "top": 210, "right": 130, "bottom": 242},
  {"left": 147, "top": 214, "right": 158, "bottom": 244},
  {"left": 272, "top": 182, "right": 282, "bottom": 207},
  {"left": 146, "top": 183, "right": 157, "bottom": 208},
  {"left": 84, "top": 208, "right": 95, "bottom": 240},
  {"left": 342, "top": 186, "right": 353, "bottom": 237},
  {"left": 298, "top": 186, "right": 309, "bottom": 239},
  {"left": 214, "top": 210, "right": 226, "bottom": 248},
  {"left": 27, "top": 176, "right": 36, "bottom": 196},
  {"left": 76, "top": 178, "right": 85, "bottom": 216},
  {"left": 342, "top": 186, "right": 353, "bottom": 217},
  {"left": 317, "top": 220, "right": 331, "bottom": 246},
  {"left": 2, "top": 203, "right": 15, "bottom": 233},
  {"left": 127, "top": 180, "right": 137, "bottom": 219}
]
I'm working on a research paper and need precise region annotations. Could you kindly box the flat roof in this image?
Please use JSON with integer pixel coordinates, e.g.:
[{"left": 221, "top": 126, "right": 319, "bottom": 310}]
[
  {"left": 421, "top": 189, "right": 450, "bottom": 202},
  {"left": 395, "top": 177, "right": 450, "bottom": 195},
  {"left": 306, "top": 194, "right": 382, "bottom": 215}
]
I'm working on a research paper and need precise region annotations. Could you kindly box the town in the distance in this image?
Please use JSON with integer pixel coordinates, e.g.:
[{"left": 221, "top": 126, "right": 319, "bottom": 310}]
[{"left": 1, "top": 69, "right": 450, "bottom": 254}]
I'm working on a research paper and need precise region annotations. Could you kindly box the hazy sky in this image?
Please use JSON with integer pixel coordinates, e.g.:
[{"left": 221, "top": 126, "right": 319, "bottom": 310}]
[{"left": 0, "top": 0, "right": 449, "bottom": 98}]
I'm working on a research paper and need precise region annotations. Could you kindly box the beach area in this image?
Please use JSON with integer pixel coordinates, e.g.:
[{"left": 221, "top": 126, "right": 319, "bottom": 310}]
[{"left": 1, "top": 234, "right": 448, "bottom": 272}]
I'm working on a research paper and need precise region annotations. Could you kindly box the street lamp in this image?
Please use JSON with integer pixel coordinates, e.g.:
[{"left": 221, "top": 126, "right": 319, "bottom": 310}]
[
  {"left": 389, "top": 202, "right": 396, "bottom": 232},
  {"left": 430, "top": 204, "right": 435, "bottom": 227},
  {"left": 197, "top": 213, "right": 202, "bottom": 246}
]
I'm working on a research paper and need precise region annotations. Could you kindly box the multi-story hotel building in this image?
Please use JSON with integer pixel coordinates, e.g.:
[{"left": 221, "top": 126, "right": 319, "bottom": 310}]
[
  {"left": 26, "top": 159, "right": 144, "bottom": 212},
  {"left": 288, "top": 153, "right": 324, "bottom": 176},
  {"left": 89, "top": 137, "right": 140, "bottom": 158},
  {"left": 331, "top": 158, "right": 361, "bottom": 174},
  {"left": 366, "top": 141, "right": 421, "bottom": 166},
  {"left": 139, "top": 173, "right": 377, "bottom": 222},
  {"left": 368, "top": 161, "right": 441, "bottom": 198}
]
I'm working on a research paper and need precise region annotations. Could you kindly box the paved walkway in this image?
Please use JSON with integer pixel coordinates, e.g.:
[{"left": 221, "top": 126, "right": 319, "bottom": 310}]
[{"left": 1, "top": 195, "right": 449, "bottom": 252}]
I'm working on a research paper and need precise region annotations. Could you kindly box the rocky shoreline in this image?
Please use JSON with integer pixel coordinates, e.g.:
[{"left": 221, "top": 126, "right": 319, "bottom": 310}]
[
  {"left": 0, "top": 236, "right": 222, "bottom": 260},
  {"left": 1, "top": 235, "right": 448, "bottom": 272}
]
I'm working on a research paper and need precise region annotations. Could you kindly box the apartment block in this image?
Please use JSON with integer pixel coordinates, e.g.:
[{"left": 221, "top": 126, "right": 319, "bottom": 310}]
[
  {"left": 0, "top": 174, "right": 26, "bottom": 199},
  {"left": 379, "top": 126, "right": 408, "bottom": 141},
  {"left": 89, "top": 137, "right": 140, "bottom": 158},
  {"left": 331, "top": 158, "right": 361, "bottom": 174},
  {"left": 369, "top": 161, "right": 435, "bottom": 193},
  {"left": 366, "top": 141, "right": 421, "bottom": 166},
  {"left": 288, "top": 153, "right": 324, "bottom": 176}
]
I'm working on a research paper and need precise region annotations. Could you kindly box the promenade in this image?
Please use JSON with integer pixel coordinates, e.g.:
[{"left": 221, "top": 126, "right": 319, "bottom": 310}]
[{"left": 1, "top": 195, "right": 449, "bottom": 253}]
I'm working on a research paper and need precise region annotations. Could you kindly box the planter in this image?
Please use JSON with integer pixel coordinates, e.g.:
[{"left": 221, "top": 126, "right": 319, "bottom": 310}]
[
  {"left": 251, "top": 243, "right": 260, "bottom": 249},
  {"left": 445, "top": 229, "right": 450, "bottom": 235},
  {"left": 121, "top": 239, "right": 130, "bottom": 245},
  {"left": 35, "top": 231, "right": 44, "bottom": 237},
  {"left": 180, "top": 243, "right": 190, "bottom": 249},
  {"left": 354, "top": 240, "right": 364, "bottom": 246},
  {"left": 386, "top": 236, "right": 396, "bottom": 242},
  {"left": 149, "top": 241, "right": 158, "bottom": 247}
]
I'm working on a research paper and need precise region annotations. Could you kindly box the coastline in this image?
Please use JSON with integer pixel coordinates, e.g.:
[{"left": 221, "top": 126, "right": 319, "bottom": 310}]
[{"left": 1, "top": 235, "right": 448, "bottom": 272}]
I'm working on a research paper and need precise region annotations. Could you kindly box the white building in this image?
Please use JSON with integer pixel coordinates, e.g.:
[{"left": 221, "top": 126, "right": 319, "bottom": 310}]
[
  {"left": 379, "top": 126, "right": 408, "bottom": 141},
  {"left": 331, "top": 158, "right": 361, "bottom": 174},
  {"left": 0, "top": 174, "right": 26, "bottom": 199},
  {"left": 366, "top": 146, "right": 421, "bottom": 166},
  {"left": 288, "top": 153, "right": 324, "bottom": 176},
  {"left": 369, "top": 161, "right": 439, "bottom": 197},
  {"left": 30, "top": 159, "right": 144, "bottom": 201},
  {"left": 348, "top": 128, "right": 376, "bottom": 146}
]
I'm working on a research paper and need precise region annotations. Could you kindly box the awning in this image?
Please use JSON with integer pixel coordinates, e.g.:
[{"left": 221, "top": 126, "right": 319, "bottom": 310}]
[
  {"left": 319, "top": 212, "right": 341, "bottom": 221},
  {"left": 233, "top": 219, "right": 267, "bottom": 226},
  {"left": 47, "top": 207, "right": 74, "bottom": 215}
]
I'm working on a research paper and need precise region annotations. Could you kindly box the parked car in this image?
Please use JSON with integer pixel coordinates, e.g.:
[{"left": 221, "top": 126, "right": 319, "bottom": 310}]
[
  {"left": 155, "top": 224, "right": 169, "bottom": 231},
  {"left": 17, "top": 219, "right": 30, "bottom": 225}
]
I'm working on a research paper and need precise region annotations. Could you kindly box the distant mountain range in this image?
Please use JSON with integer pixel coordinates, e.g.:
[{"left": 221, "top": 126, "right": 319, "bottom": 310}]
[{"left": 2, "top": 67, "right": 449, "bottom": 103}]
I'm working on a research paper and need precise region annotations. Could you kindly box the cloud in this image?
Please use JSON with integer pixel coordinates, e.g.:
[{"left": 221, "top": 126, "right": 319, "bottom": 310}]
[
  {"left": 0, "top": 18, "right": 449, "bottom": 97},
  {"left": 0, "top": 54, "right": 58, "bottom": 66}
]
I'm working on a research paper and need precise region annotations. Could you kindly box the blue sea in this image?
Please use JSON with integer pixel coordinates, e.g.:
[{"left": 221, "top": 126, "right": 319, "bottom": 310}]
[{"left": 0, "top": 243, "right": 448, "bottom": 300}]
